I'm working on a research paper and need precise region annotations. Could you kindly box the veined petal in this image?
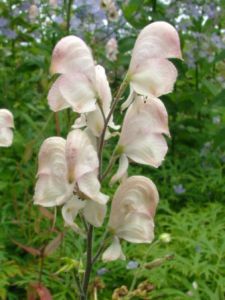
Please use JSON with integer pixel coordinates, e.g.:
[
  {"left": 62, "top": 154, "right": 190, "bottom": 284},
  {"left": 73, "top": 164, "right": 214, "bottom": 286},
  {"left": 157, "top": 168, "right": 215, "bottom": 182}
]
[
  {"left": 119, "top": 96, "right": 169, "bottom": 167},
  {"left": 130, "top": 58, "right": 178, "bottom": 97},
  {"left": 78, "top": 172, "right": 109, "bottom": 205},
  {"left": 125, "top": 134, "right": 168, "bottom": 167},
  {"left": 47, "top": 78, "right": 70, "bottom": 112},
  {"left": 116, "top": 212, "right": 154, "bottom": 243},
  {"left": 102, "top": 237, "right": 125, "bottom": 262},
  {"left": 110, "top": 154, "right": 128, "bottom": 184},
  {"left": 37, "top": 137, "right": 66, "bottom": 176},
  {"left": 66, "top": 129, "right": 99, "bottom": 182},
  {"left": 83, "top": 201, "right": 107, "bottom": 227},
  {"left": 62, "top": 196, "right": 86, "bottom": 234},
  {"left": 50, "top": 35, "right": 95, "bottom": 80},
  {"left": 34, "top": 174, "right": 73, "bottom": 207},
  {"left": 34, "top": 137, "right": 72, "bottom": 207},
  {"left": 58, "top": 73, "right": 97, "bottom": 113},
  {"left": 109, "top": 176, "right": 159, "bottom": 243},
  {"left": 130, "top": 21, "right": 182, "bottom": 72}
]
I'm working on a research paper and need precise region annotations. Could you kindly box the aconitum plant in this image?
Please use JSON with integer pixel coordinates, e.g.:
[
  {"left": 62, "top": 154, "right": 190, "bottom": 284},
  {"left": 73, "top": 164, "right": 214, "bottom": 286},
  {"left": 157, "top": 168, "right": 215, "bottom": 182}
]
[{"left": 33, "top": 21, "right": 181, "bottom": 299}]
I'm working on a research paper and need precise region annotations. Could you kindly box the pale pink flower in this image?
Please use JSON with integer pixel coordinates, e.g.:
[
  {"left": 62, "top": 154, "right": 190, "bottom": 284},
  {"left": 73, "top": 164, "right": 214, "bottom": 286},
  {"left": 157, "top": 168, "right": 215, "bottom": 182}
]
[
  {"left": 106, "top": 38, "right": 118, "bottom": 61},
  {"left": 111, "top": 95, "right": 169, "bottom": 183},
  {"left": 50, "top": 35, "right": 95, "bottom": 78},
  {"left": 34, "top": 137, "right": 73, "bottom": 207},
  {"left": 128, "top": 21, "right": 182, "bottom": 98},
  {"left": 103, "top": 176, "right": 159, "bottom": 261},
  {"left": 34, "top": 130, "right": 108, "bottom": 228},
  {"left": 48, "top": 36, "right": 98, "bottom": 113},
  {"left": 0, "top": 109, "right": 14, "bottom": 147},
  {"left": 72, "top": 65, "right": 119, "bottom": 137}
]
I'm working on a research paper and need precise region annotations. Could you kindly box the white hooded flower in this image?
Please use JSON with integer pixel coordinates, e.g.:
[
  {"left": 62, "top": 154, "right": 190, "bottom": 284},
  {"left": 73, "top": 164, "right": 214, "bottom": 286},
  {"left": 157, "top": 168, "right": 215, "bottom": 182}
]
[
  {"left": 102, "top": 176, "right": 159, "bottom": 261},
  {"left": 126, "top": 21, "right": 182, "bottom": 102},
  {"left": 34, "top": 130, "right": 109, "bottom": 229},
  {"left": 111, "top": 95, "right": 170, "bottom": 183}
]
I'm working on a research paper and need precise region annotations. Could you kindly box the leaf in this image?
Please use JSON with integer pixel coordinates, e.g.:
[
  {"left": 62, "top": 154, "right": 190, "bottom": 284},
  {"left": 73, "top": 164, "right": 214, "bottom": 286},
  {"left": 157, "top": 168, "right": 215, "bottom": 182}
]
[
  {"left": 43, "top": 233, "right": 64, "bottom": 257},
  {"left": 12, "top": 240, "right": 41, "bottom": 256},
  {"left": 28, "top": 283, "right": 52, "bottom": 300}
]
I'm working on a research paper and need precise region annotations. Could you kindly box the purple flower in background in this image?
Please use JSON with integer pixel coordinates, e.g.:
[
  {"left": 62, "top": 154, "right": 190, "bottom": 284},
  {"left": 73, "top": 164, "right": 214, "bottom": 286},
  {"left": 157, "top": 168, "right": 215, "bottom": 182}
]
[
  {"left": 20, "top": 2, "right": 30, "bottom": 11},
  {"left": 70, "top": 17, "right": 81, "bottom": 28},
  {"left": 97, "top": 267, "right": 108, "bottom": 276},
  {"left": 1, "top": 28, "right": 17, "bottom": 39},
  {"left": 126, "top": 260, "right": 139, "bottom": 270},
  {"left": 0, "top": 17, "right": 9, "bottom": 28},
  {"left": 53, "top": 15, "right": 64, "bottom": 24},
  {"left": 173, "top": 184, "right": 186, "bottom": 195},
  {"left": 211, "top": 34, "right": 224, "bottom": 49}
]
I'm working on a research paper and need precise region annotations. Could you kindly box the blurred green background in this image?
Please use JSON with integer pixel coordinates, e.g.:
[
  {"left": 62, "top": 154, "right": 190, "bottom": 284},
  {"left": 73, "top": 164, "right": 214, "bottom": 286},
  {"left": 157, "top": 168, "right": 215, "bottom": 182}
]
[{"left": 0, "top": 0, "right": 225, "bottom": 299}]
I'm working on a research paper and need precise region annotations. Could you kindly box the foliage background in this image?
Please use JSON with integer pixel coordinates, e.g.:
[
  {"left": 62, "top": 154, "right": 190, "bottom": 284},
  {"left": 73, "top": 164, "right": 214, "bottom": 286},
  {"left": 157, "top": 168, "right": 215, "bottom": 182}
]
[{"left": 0, "top": 0, "right": 225, "bottom": 299}]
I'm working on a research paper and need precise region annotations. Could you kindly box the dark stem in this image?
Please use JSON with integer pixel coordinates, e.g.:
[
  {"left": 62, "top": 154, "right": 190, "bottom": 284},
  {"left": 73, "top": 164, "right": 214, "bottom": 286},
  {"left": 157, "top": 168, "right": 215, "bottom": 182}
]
[
  {"left": 98, "top": 77, "right": 128, "bottom": 179},
  {"left": 81, "top": 225, "right": 94, "bottom": 300},
  {"left": 80, "top": 77, "right": 128, "bottom": 299}
]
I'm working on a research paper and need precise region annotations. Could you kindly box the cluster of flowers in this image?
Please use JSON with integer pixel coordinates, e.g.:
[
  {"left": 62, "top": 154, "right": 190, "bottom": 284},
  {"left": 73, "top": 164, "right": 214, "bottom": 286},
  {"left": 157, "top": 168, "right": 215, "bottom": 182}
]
[{"left": 33, "top": 21, "right": 182, "bottom": 261}]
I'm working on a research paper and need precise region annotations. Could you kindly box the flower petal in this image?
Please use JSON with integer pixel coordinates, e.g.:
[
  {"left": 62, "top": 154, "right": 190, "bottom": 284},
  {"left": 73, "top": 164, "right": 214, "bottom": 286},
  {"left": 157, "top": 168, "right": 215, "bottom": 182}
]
[
  {"left": 86, "top": 106, "right": 104, "bottom": 137},
  {"left": 66, "top": 129, "right": 99, "bottom": 182},
  {"left": 110, "top": 154, "right": 128, "bottom": 184},
  {"left": 50, "top": 35, "right": 95, "bottom": 79},
  {"left": 34, "top": 137, "right": 73, "bottom": 207},
  {"left": 95, "top": 65, "right": 112, "bottom": 113},
  {"left": 83, "top": 201, "right": 107, "bottom": 227},
  {"left": 130, "top": 21, "right": 182, "bottom": 72},
  {"left": 130, "top": 58, "right": 178, "bottom": 97},
  {"left": 62, "top": 196, "right": 86, "bottom": 234},
  {"left": 34, "top": 174, "right": 73, "bottom": 207},
  {"left": 47, "top": 78, "right": 70, "bottom": 112},
  {"left": 102, "top": 237, "right": 125, "bottom": 262},
  {"left": 109, "top": 176, "right": 159, "bottom": 243},
  {"left": 78, "top": 172, "right": 109, "bottom": 205},
  {"left": 0, "top": 127, "right": 13, "bottom": 147},
  {"left": 115, "top": 212, "right": 155, "bottom": 243},
  {"left": 0, "top": 109, "right": 14, "bottom": 128},
  {"left": 58, "top": 73, "right": 97, "bottom": 113},
  {"left": 72, "top": 114, "right": 87, "bottom": 129},
  {"left": 119, "top": 97, "right": 169, "bottom": 167},
  {"left": 121, "top": 88, "right": 135, "bottom": 111}
]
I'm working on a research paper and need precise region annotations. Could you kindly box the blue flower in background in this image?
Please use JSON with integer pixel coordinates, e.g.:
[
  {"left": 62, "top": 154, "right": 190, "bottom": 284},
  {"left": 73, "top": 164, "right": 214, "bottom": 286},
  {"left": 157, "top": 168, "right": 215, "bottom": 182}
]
[
  {"left": 173, "top": 184, "right": 186, "bottom": 195},
  {"left": 0, "top": 28, "right": 17, "bottom": 40},
  {"left": 126, "top": 260, "right": 139, "bottom": 270},
  {"left": 97, "top": 267, "right": 108, "bottom": 276},
  {"left": 0, "top": 17, "right": 9, "bottom": 28}
]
